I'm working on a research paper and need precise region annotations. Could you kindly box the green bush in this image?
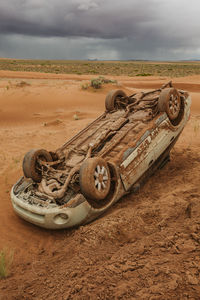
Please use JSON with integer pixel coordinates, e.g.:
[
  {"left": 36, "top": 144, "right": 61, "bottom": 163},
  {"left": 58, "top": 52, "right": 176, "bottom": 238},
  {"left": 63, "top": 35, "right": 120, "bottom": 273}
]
[
  {"left": 90, "top": 76, "right": 117, "bottom": 89},
  {"left": 136, "top": 73, "right": 152, "bottom": 76},
  {"left": 91, "top": 78, "right": 102, "bottom": 89}
]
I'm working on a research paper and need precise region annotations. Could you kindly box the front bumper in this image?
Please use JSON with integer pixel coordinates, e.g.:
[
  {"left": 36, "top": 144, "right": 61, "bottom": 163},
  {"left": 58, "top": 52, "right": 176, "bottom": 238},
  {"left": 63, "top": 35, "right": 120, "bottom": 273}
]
[{"left": 10, "top": 186, "right": 92, "bottom": 229}]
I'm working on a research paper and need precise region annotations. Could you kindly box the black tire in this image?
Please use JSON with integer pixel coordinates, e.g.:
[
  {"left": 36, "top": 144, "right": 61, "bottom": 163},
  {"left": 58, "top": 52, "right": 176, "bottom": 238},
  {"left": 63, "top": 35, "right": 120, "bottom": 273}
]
[
  {"left": 49, "top": 151, "right": 59, "bottom": 161},
  {"left": 158, "top": 88, "right": 181, "bottom": 120},
  {"left": 23, "top": 149, "right": 52, "bottom": 183},
  {"left": 79, "top": 157, "right": 111, "bottom": 202},
  {"left": 105, "top": 90, "right": 127, "bottom": 111}
]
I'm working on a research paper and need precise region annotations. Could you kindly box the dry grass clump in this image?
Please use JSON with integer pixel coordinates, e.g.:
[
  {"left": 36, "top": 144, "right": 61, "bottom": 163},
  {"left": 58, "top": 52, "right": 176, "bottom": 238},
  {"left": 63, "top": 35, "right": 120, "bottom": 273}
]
[
  {"left": 73, "top": 113, "right": 80, "bottom": 120},
  {"left": 193, "top": 120, "right": 200, "bottom": 136},
  {"left": 81, "top": 83, "right": 90, "bottom": 90},
  {"left": 0, "top": 248, "right": 14, "bottom": 279}
]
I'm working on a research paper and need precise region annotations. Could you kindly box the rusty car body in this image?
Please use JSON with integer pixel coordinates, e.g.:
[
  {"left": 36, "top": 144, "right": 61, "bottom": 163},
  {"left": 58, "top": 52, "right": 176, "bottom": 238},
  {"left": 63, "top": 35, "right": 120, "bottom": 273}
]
[{"left": 10, "top": 82, "right": 191, "bottom": 229}]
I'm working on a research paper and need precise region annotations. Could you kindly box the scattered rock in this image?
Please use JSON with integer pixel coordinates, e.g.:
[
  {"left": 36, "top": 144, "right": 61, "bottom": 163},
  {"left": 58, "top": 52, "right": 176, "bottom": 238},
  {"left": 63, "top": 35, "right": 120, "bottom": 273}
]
[{"left": 44, "top": 119, "right": 63, "bottom": 126}]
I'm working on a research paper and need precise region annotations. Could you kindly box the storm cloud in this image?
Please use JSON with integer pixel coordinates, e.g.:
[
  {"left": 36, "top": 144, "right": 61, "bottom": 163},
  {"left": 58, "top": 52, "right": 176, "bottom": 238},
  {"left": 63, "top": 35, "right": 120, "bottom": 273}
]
[{"left": 0, "top": 0, "right": 200, "bottom": 60}]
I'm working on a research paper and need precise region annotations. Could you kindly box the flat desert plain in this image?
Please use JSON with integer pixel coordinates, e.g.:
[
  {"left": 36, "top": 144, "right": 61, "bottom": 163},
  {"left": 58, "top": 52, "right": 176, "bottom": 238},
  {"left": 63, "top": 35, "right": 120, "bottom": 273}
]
[{"left": 0, "top": 70, "right": 200, "bottom": 299}]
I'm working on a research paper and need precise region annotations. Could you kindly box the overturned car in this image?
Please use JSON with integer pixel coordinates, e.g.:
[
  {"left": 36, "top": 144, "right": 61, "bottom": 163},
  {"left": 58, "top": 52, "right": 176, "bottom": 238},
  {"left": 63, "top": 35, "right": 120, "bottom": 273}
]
[{"left": 11, "top": 82, "right": 191, "bottom": 229}]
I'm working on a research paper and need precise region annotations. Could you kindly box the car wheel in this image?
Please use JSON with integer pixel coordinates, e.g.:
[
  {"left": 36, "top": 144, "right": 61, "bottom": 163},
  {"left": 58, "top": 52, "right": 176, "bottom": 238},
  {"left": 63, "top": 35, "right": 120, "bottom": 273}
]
[
  {"left": 105, "top": 90, "right": 127, "bottom": 111},
  {"left": 23, "top": 149, "right": 52, "bottom": 183},
  {"left": 79, "top": 157, "right": 111, "bottom": 202},
  {"left": 158, "top": 88, "right": 181, "bottom": 120}
]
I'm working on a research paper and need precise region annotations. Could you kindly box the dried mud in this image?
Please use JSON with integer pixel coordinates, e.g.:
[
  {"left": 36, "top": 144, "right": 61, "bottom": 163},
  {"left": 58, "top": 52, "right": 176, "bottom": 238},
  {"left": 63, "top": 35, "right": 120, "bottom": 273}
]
[{"left": 0, "top": 72, "right": 200, "bottom": 299}]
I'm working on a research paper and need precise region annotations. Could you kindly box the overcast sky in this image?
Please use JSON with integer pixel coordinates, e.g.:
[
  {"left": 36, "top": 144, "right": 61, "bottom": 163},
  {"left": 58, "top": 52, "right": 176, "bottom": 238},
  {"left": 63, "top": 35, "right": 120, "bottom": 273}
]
[{"left": 0, "top": 0, "right": 200, "bottom": 60}]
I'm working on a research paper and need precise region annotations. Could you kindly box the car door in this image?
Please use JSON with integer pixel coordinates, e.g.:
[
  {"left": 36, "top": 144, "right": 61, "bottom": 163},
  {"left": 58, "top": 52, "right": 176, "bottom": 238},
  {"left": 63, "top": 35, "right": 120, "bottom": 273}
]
[{"left": 119, "top": 128, "right": 157, "bottom": 191}]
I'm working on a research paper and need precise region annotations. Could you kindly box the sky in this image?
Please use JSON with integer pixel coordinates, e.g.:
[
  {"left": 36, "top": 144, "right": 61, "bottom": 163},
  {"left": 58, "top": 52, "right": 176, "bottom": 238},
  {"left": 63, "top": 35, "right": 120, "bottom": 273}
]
[{"left": 0, "top": 0, "right": 200, "bottom": 60}]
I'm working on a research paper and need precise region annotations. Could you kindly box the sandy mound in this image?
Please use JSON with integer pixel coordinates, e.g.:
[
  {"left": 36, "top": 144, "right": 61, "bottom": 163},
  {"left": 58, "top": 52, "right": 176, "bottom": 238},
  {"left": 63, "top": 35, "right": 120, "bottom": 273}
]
[{"left": 0, "top": 72, "right": 199, "bottom": 299}]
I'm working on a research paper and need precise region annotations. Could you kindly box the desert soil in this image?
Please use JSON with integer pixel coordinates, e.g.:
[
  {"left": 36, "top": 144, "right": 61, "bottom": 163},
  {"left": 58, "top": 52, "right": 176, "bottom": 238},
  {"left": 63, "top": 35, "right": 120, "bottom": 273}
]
[{"left": 0, "top": 71, "right": 200, "bottom": 299}]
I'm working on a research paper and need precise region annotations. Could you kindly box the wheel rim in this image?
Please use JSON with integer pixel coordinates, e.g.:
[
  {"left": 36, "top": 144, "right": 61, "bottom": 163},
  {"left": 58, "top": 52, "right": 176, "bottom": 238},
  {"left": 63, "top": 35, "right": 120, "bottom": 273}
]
[
  {"left": 94, "top": 164, "right": 109, "bottom": 192},
  {"left": 168, "top": 93, "right": 180, "bottom": 118}
]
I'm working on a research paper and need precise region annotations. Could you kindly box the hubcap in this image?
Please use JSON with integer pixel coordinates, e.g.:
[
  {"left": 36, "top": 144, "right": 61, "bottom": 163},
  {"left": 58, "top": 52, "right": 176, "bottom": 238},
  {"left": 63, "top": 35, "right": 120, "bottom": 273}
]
[{"left": 94, "top": 165, "right": 109, "bottom": 191}]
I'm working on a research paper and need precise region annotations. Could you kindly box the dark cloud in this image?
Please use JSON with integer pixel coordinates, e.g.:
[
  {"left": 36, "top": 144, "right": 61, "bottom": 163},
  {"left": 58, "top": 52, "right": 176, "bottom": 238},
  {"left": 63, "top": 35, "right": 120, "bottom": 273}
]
[
  {"left": 0, "top": 0, "right": 160, "bottom": 38},
  {"left": 0, "top": 0, "right": 200, "bottom": 59}
]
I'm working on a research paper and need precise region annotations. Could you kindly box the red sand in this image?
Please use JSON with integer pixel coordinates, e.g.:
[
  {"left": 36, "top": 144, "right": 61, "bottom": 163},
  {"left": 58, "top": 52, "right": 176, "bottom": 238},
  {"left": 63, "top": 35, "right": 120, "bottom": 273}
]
[{"left": 0, "top": 72, "right": 200, "bottom": 299}]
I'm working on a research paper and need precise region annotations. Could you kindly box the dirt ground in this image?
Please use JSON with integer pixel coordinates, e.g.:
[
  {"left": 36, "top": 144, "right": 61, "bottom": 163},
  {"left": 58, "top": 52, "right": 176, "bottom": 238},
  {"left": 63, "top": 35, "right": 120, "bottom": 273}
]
[{"left": 0, "top": 71, "right": 200, "bottom": 299}]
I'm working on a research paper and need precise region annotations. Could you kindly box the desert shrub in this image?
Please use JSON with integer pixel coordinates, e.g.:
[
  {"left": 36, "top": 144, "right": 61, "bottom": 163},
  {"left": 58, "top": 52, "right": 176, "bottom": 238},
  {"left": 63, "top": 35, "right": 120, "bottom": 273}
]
[
  {"left": 98, "top": 76, "right": 117, "bottom": 84},
  {"left": 81, "top": 83, "right": 89, "bottom": 90},
  {"left": 0, "top": 248, "right": 14, "bottom": 279},
  {"left": 90, "top": 76, "right": 117, "bottom": 89},
  {"left": 91, "top": 78, "right": 102, "bottom": 89},
  {"left": 136, "top": 73, "right": 152, "bottom": 76}
]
